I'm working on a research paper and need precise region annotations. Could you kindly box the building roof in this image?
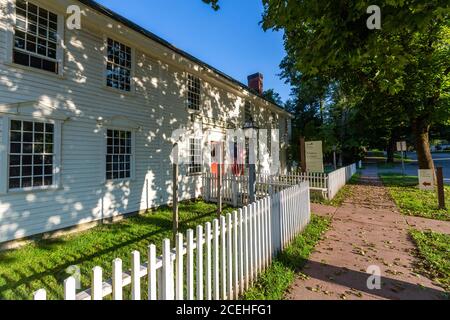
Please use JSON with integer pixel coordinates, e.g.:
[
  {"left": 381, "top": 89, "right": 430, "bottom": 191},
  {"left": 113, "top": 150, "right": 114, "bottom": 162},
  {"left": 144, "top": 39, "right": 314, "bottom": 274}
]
[{"left": 78, "top": 0, "right": 291, "bottom": 116}]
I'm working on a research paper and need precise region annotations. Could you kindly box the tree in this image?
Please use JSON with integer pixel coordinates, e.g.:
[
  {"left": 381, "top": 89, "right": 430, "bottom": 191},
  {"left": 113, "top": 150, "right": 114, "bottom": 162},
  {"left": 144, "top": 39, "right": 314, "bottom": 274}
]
[
  {"left": 262, "top": 0, "right": 450, "bottom": 170},
  {"left": 262, "top": 89, "right": 283, "bottom": 106}
]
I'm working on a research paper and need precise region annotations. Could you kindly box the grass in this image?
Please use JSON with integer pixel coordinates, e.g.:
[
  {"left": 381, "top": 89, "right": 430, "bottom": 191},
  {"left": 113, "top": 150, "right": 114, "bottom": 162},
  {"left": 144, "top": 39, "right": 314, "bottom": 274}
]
[
  {"left": 0, "top": 200, "right": 235, "bottom": 300},
  {"left": 311, "top": 173, "right": 361, "bottom": 207},
  {"left": 242, "top": 215, "right": 331, "bottom": 300},
  {"left": 380, "top": 173, "right": 450, "bottom": 221},
  {"left": 410, "top": 230, "right": 450, "bottom": 292}
]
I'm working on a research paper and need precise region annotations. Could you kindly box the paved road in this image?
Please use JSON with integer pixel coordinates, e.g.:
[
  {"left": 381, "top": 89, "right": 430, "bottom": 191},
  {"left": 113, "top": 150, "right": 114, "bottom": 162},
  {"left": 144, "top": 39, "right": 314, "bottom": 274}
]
[{"left": 381, "top": 152, "right": 450, "bottom": 184}]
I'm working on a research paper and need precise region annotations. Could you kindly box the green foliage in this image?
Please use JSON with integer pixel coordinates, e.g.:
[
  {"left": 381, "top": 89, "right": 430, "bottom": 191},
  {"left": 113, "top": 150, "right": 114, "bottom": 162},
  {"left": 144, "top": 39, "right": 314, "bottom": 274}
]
[
  {"left": 243, "top": 215, "right": 331, "bottom": 300},
  {"left": 380, "top": 173, "right": 450, "bottom": 221},
  {"left": 262, "top": 1, "right": 450, "bottom": 168},
  {"left": 202, "top": 0, "right": 220, "bottom": 11},
  {"left": 0, "top": 201, "right": 234, "bottom": 300},
  {"left": 262, "top": 89, "right": 283, "bottom": 106},
  {"left": 410, "top": 230, "right": 450, "bottom": 292}
]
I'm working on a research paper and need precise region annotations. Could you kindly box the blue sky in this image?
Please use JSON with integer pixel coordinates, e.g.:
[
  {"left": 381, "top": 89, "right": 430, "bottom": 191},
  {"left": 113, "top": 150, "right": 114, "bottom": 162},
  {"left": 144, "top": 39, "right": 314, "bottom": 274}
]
[{"left": 95, "top": 0, "right": 291, "bottom": 103}]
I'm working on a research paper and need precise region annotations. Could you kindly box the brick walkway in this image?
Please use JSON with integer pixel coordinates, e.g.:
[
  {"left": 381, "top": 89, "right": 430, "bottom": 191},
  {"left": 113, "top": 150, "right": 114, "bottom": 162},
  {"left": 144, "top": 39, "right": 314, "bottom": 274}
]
[{"left": 286, "top": 166, "right": 449, "bottom": 300}]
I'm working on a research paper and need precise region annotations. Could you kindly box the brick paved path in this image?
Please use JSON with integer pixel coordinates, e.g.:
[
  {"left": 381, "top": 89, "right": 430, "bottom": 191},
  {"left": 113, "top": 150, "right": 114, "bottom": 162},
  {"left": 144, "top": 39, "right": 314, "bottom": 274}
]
[{"left": 286, "top": 166, "right": 449, "bottom": 300}]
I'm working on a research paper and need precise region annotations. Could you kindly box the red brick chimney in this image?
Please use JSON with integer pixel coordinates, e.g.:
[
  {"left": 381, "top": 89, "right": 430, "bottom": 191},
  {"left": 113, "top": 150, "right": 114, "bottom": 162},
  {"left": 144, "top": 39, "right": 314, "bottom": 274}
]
[{"left": 247, "top": 73, "right": 264, "bottom": 95}]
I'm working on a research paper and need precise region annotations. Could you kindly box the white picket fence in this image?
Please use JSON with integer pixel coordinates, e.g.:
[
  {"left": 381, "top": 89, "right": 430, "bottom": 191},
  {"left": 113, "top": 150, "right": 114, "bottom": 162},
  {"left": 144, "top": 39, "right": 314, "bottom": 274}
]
[
  {"left": 33, "top": 182, "right": 311, "bottom": 300},
  {"left": 327, "top": 163, "right": 358, "bottom": 200},
  {"left": 203, "top": 162, "right": 360, "bottom": 204}
]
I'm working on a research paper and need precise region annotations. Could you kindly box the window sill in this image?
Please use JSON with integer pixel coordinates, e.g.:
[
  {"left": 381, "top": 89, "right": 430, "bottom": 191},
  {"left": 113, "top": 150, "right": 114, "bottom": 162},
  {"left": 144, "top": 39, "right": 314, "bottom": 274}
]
[
  {"left": 4, "top": 62, "right": 65, "bottom": 80},
  {"left": 102, "top": 84, "right": 136, "bottom": 97},
  {"left": 187, "top": 172, "right": 203, "bottom": 177},
  {"left": 7, "top": 185, "right": 61, "bottom": 194}
]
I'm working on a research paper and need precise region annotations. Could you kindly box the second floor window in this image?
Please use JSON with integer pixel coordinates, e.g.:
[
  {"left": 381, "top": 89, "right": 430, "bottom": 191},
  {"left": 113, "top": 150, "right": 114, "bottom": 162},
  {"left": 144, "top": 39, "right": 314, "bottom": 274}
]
[
  {"left": 13, "top": 0, "right": 58, "bottom": 73},
  {"left": 244, "top": 102, "right": 252, "bottom": 124},
  {"left": 106, "top": 38, "right": 132, "bottom": 92},
  {"left": 187, "top": 74, "right": 201, "bottom": 111}
]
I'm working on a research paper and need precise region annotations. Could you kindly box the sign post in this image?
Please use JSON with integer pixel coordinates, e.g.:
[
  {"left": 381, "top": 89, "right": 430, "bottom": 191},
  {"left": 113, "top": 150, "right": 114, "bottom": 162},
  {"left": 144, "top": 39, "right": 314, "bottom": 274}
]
[
  {"left": 300, "top": 137, "right": 306, "bottom": 173},
  {"left": 305, "top": 141, "right": 324, "bottom": 173},
  {"left": 397, "top": 141, "right": 407, "bottom": 176},
  {"left": 436, "top": 167, "right": 446, "bottom": 210}
]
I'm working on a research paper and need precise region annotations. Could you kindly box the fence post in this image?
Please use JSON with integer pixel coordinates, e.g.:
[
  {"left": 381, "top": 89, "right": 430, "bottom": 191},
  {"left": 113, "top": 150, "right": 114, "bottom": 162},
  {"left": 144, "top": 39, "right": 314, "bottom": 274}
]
[
  {"left": 220, "top": 216, "right": 227, "bottom": 300},
  {"left": 205, "top": 222, "right": 212, "bottom": 300}
]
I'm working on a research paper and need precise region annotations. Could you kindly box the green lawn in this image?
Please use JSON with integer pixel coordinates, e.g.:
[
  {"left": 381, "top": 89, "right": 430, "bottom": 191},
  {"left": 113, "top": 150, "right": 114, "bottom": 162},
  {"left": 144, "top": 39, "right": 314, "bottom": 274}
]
[
  {"left": 243, "top": 215, "right": 330, "bottom": 300},
  {"left": 410, "top": 230, "right": 450, "bottom": 292},
  {"left": 380, "top": 173, "right": 450, "bottom": 221},
  {"left": 0, "top": 201, "right": 234, "bottom": 300}
]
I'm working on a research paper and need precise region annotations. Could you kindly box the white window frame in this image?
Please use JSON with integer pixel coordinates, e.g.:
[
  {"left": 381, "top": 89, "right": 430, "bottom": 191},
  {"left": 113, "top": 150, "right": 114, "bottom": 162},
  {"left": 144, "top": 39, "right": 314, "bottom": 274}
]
[
  {"left": 188, "top": 137, "right": 202, "bottom": 175},
  {"left": 102, "top": 36, "right": 135, "bottom": 94},
  {"left": 0, "top": 114, "right": 62, "bottom": 194},
  {"left": 5, "top": 0, "right": 65, "bottom": 76},
  {"left": 98, "top": 116, "right": 139, "bottom": 184},
  {"left": 104, "top": 128, "right": 135, "bottom": 182},
  {"left": 186, "top": 73, "right": 201, "bottom": 113}
]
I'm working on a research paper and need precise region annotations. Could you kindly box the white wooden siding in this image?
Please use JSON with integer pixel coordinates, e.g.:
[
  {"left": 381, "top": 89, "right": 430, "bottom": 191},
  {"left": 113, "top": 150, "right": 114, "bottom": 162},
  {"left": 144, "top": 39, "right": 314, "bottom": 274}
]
[{"left": 0, "top": 0, "right": 290, "bottom": 243}]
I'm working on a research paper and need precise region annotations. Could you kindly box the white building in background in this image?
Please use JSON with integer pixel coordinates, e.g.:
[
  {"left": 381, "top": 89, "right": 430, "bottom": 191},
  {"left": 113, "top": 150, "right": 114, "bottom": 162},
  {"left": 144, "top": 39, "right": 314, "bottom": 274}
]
[{"left": 0, "top": 0, "right": 292, "bottom": 244}]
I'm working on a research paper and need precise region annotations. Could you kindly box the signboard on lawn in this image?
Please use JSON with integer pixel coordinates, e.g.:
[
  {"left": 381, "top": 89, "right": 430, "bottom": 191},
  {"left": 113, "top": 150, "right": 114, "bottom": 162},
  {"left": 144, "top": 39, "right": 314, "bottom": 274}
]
[
  {"left": 418, "top": 169, "right": 434, "bottom": 191},
  {"left": 305, "top": 141, "right": 324, "bottom": 173},
  {"left": 397, "top": 141, "right": 407, "bottom": 152}
]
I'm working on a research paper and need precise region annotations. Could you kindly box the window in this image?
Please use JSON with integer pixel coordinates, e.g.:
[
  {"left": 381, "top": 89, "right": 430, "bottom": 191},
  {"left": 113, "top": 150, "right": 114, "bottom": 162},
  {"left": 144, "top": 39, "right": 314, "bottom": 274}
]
[
  {"left": 268, "top": 128, "right": 272, "bottom": 157},
  {"left": 245, "top": 137, "right": 250, "bottom": 166},
  {"left": 188, "top": 138, "right": 202, "bottom": 174},
  {"left": 106, "top": 129, "right": 132, "bottom": 180},
  {"left": 13, "top": 0, "right": 58, "bottom": 73},
  {"left": 187, "top": 74, "right": 201, "bottom": 111},
  {"left": 106, "top": 38, "right": 132, "bottom": 92},
  {"left": 8, "top": 119, "right": 54, "bottom": 190}
]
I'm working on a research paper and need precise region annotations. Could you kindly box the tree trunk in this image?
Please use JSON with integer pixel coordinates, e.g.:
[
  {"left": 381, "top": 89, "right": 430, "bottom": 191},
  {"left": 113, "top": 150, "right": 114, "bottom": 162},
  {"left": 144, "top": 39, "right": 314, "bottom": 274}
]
[
  {"left": 386, "top": 138, "right": 396, "bottom": 164},
  {"left": 413, "top": 120, "right": 435, "bottom": 171}
]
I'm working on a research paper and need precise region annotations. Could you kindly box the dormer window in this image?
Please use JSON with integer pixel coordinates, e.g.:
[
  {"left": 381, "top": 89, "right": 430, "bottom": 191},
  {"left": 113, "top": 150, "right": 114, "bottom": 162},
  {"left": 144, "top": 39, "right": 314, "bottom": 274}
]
[{"left": 13, "top": 0, "right": 59, "bottom": 73}]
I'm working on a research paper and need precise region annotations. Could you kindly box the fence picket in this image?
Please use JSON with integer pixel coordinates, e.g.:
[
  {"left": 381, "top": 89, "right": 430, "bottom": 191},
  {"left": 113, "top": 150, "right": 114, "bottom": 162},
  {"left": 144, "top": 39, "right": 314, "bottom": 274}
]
[
  {"left": 205, "top": 222, "right": 212, "bottom": 301},
  {"left": 187, "top": 229, "right": 194, "bottom": 300},
  {"left": 91, "top": 266, "right": 103, "bottom": 300},
  {"left": 232, "top": 211, "right": 239, "bottom": 299},
  {"left": 112, "top": 258, "right": 122, "bottom": 300},
  {"left": 237, "top": 209, "right": 244, "bottom": 297},
  {"left": 176, "top": 233, "right": 184, "bottom": 300},
  {"left": 213, "top": 219, "right": 220, "bottom": 300},
  {"left": 148, "top": 244, "right": 157, "bottom": 300},
  {"left": 220, "top": 216, "right": 227, "bottom": 300},
  {"left": 64, "top": 276, "right": 76, "bottom": 300},
  {"left": 162, "top": 239, "right": 174, "bottom": 300},
  {"left": 243, "top": 206, "right": 249, "bottom": 291},
  {"left": 131, "top": 251, "right": 141, "bottom": 300},
  {"left": 226, "top": 213, "right": 233, "bottom": 300},
  {"left": 34, "top": 289, "right": 46, "bottom": 300},
  {"left": 196, "top": 225, "right": 204, "bottom": 301}
]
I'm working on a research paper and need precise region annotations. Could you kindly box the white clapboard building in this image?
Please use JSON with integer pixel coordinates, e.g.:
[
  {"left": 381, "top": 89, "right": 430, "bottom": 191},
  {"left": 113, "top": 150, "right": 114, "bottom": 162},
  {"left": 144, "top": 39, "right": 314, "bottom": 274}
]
[{"left": 0, "top": 0, "right": 292, "bottom": 244}]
